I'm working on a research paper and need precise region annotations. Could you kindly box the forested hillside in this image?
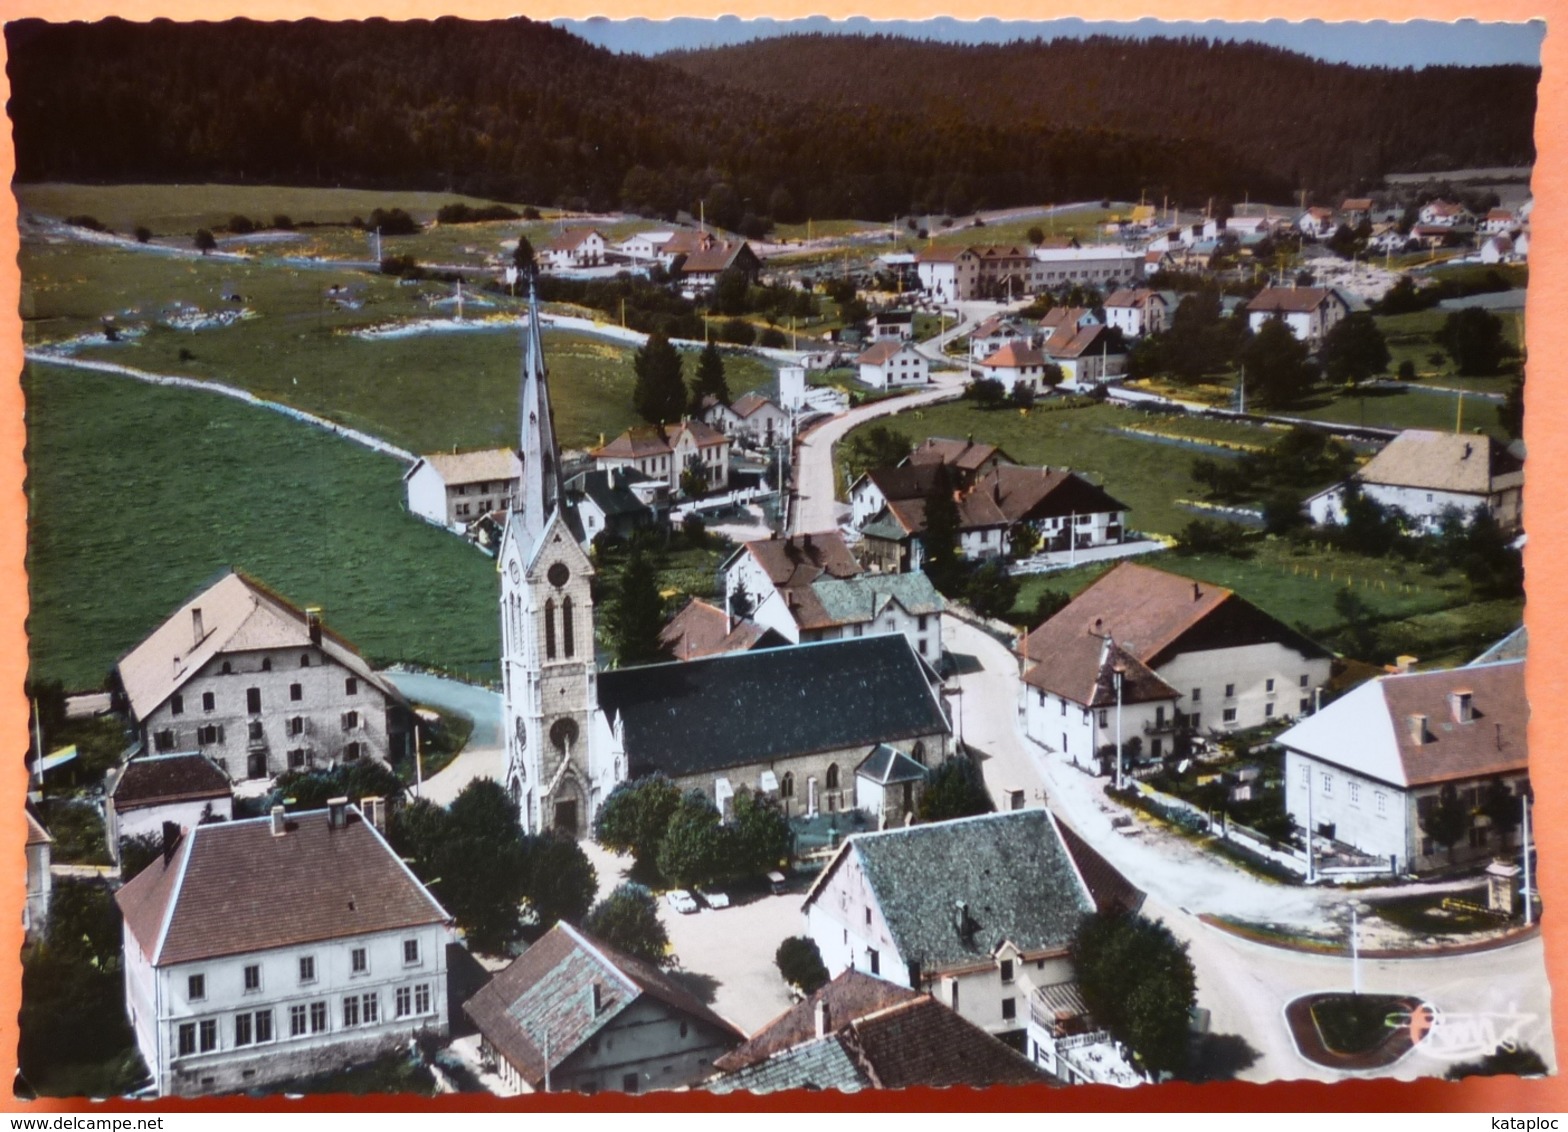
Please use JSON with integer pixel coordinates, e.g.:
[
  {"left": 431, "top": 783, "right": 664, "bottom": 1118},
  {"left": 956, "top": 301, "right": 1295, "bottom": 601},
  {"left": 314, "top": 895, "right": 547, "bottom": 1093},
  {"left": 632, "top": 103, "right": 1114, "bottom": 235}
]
[
  {"left": 6, "top": 20, "right": 1536, "bottom": 223},
  {"left": 663, "top": 34, "right": 1539, "bottom": 194}
]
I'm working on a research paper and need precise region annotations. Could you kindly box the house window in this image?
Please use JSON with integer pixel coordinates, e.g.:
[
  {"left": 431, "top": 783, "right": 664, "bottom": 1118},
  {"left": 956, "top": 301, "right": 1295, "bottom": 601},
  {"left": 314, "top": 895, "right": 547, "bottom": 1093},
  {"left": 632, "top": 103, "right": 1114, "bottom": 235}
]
[
  {"left": 199, "top": 1020, "right": 217, "bottom": 1053},
  {"left": 1002, "top": 997, "right": 1017, "bottom": 1022},
  {"left": 1224, "top": 683, "right": 1236, "bottom": 699},
  {"left": 1190, "top": 713, "right": 1201, "bottom": 730},
  {"left": 1265, "top": 703, "right": 1275, "bottom": 719},
  {"left": 404, "top": 939, "right": 421, "bottom": 966},
  {"left": 171, "top": 694, "right": 184, "bottom": 716},
  {"left": 203, "top": 691, "right": 216, "bottom": 712},
  {"left": 178, "top": 1023, "right": 197, "bottom": 1057},
  {"left": 1000, "top": 959, "right": 1014, "bottom": 984},
  {"left": 351, "top": 947, "right": 368, "bottom": 975},
  {"left": 1301, "top": 698, "right": 1312, "bottom": 714},
  {"left": 299, "top": 956, "right": 316, "bottom": 984},
  {"left": 1300, "top": 674, "right": 1310, "bottom": 688},
  {"left": 545, "top": 598, "right": 557, "bottom": 660},
  {"left": 1222, "top": 708, "right": 1237, "bottom": 724},
  {"left": 396, "top": 987, "right": 412, "bottom": 1018},
  {"left": 309, "top": 1001, "right": 327, "bottom": 1033},
  {"left": 345, "top": 677, "right": 358, "bottom": 696},
  {"left": 288, "top": 749, "right": 308, "bottom": 770},
  {"left": 414, "top": 984, "right": 431, "bottom": 1015},
  {"left": 1266, "top": 678, "right": 1276, "bottom": 693},
  {"left": 248, "top": 720, "right": 264, "bottom": 741},
  {"left": 826, "top": 764, "right": 840, "bottom": 790},
  {"left": 342, "top": 710, "right": 359, "bottom": 732},
  {"left": 189, "top": 974, "right": 206, "bottom": 1002},
  {"left": 254, "top": 1010, "right": 272, "bottom": 1043},
  {"left": 156, "top": 730, "right": 177, "bottom": 752},
  {"left": 951, "top": 982, "right": 960, "bottom": 1010},
  {"left": 1350, "top": 782, "right": 1361, "bottom": 805},
  {"left": 1322, "top": 773, "right": 1333, "bottom": 796},
  {"left": 868, "top": 948, "right": 880, "bottom": 976},
  {"left": 1191, "top": 688, "right": 1201, "bottom": 703},
  {"left": 781, "top": 772, "right": 794, "bottom": 798},
  {"left": 261, "top": 658, "right": 272, "bottom": 672},
  {"left": 343, "top": 996, "right": 360, "bottom": 1028},
  {"left": 247, "top": 688, "right": 262, "bottom": 714},
  {"left": 1155, "top": 706, "right": 1166, "bottom": 726},
  {"left": 300, "top": 655, "right": 311, "bottom": 668},
  {"left": 1098, "top": 709, "right": 1108, "bottom": 727},
  {"left": 243, "top": 964, "right": 261, "bottom": 993},
  {"left": 345, "top": 741, "right": 362, "bottom": 761},
  {"left": 290, "top": 683, "right": 302, "bottom": 702},
  {"left": 221, "top": 661, "right": 232, "bottom": 675},
  {"left": 864, "top": 907, "right": 872, "bottom": 926},
  {"left": 235, "top": 1013, "right": 253, "bottom": 1047},
  {"left": 1060, "top": 699, "right": 1067, "bottom": 717},
  {"left": 623, "top": 1073, "right": 641, "bottom": 1095},
  {"left": 1376, "top": 792, "right": 1387, "bottom": 816},
  {"left": 918, "top": 615, "right": 929, "bottom": 632},
  {"left": 290, "top": 1005, "right": 308, "bottom": 1037},
  {"left": 362, "top": 993, "right": 379, "bottom": 1025}
]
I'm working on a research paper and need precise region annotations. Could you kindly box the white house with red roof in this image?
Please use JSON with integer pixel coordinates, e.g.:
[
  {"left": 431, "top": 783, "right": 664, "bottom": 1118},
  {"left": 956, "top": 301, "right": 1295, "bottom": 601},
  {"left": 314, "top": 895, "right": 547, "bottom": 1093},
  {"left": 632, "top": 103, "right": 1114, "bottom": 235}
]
[
  {"left": 702, "top": 391, "right": 790, "bottom": 447},
  {"left": 976, "top": 341, "right": 1053, "bottom": 394},
  {"left": 542, "top": 229, "right": 608, "bottom": 270},
  {"left": 1277, "top": 658, "right": 1527, "bottom": 874},
  {"left": 589, "top": 420, "right": 730, "bottom": 494},
  {"left": 1296, "top": 207, "right": 1336, "bottom": 239},
  {"left": 1419, "top": 199, "right": 1474, "bottom": 228},
  {"left": 1245, "top": 285, "right": 1353, "bottom": 347},
  {"left": 403, "top": 447, "right": 521, "bottom": 529},
  {"left": 1042, "top": 321, "right": 1125, "bottom": 387},
  {"left": 115, "top": 802, "right": 453, "bottom": 1096},
  {"left": 857, "top": 340, "right": 929, "bottom": 388},
  {"left": 1103, "top": 288, "right": 1173, "bottom": 339}
]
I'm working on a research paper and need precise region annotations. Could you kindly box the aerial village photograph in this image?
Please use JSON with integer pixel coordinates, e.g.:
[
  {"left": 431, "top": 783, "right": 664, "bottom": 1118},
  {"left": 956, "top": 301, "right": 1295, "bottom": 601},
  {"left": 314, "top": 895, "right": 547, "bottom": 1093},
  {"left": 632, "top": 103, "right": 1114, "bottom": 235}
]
[{"left": 2, "top": 11, "right": 1557, "bottom": 1107}]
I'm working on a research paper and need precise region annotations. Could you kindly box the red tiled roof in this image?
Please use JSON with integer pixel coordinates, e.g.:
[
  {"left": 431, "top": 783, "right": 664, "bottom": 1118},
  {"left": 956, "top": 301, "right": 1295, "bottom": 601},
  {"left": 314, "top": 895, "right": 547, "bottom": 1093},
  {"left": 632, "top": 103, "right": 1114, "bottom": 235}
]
[
  {"left": 1044, "top": 322, "right": 1112, "bottom": 359},
  {"left": 856, "top": 340, "right": 912, "bottom": 366},
  {"left": 729, "top": 392, "right": 779, "bottom": 419},
  {"left": 969, "top": 465, "right": 1127, "bottom": 525},
  {"left": 740, "top": 531, "right": 862, "bottom": 630},
  {"left": 680, "top": 241, "right": 753, "bottom": 275},
  {"left": 1023, "top": 630, "right": 1178, "bottom": 708},
  {"left": 862, "top": 463, "right": 944, "bottom": 502},
  {"left": 658, "top": 598, "right": 781, "bottom": 661},
  {"left": 714, "top": 969, "right": 920, "bottom": 1073},
  {"left": 111, "top": 752, "right": 231, "bottom": 810},
  {"left": 1379, "top": 662, "right": 1527, "bottom": 786},
  {"left": 1104, "top": 288, "right": 1151, "bottom": 308},
  {"left": 590, "top": 426, "right": 672, "bottom": 460},
  {"left": 1246, "top": 286, "right": 1337, "bottom": 314},
  {"left": 906, "top": 437, "right": 1010, "bottom": 474},
  {"left": 115, "top": 807, "right": 448, "bottom": 966},
  {"left": 547, "top": 228, "right": 604, "bottom": 252},
  {"left": 980, "top": 342, "right": 1045, "bottom": 369}
]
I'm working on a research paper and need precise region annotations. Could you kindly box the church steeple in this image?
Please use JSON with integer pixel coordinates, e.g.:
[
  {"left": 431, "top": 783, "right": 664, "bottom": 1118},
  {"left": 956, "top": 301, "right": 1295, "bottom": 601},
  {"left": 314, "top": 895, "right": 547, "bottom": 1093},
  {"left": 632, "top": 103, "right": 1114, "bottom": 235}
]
[{"left": 515, "top": 274, "right": 565, "bottom": 549}]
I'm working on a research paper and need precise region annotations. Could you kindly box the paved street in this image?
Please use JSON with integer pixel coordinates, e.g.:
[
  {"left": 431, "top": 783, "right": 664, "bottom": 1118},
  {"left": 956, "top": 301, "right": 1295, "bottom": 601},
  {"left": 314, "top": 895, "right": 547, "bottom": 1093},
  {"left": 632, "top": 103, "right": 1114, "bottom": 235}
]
[{"left": 384, "top": 669, "right": 504, "bottom": 805}]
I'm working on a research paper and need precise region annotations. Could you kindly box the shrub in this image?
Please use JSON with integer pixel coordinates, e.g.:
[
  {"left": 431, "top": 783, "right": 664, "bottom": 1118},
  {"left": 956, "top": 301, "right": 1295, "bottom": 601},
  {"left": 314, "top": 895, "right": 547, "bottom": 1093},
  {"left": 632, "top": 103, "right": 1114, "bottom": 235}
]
[
  {"left": 775, "top": 936, "right": 829, "bottom": 994},
  {"left": 133, "top": 226, "right": 151, "bottom": 243},
  {"left": 759, "top": 327, "right": 787, "bottom": 349},
  {"left": 719, "top": 318, "right": 756, "bottom": 346},
  {"left": 65, "top": 214, "right": 105, "bottom": 232}
]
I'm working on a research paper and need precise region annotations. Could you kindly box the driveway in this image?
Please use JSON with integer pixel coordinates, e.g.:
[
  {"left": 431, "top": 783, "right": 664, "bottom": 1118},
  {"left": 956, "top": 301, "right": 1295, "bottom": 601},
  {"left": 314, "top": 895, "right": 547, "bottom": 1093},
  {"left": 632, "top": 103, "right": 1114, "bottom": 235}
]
[{"left": 384, "top": 670, "right": 504, "bottom": 805}]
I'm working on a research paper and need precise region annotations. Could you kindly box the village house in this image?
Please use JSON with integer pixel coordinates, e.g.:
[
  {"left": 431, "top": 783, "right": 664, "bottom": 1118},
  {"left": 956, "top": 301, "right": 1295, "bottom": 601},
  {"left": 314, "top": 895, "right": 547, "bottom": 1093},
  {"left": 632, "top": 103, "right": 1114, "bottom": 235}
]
[
  {"left": 1245, "top": 285, "right": 1353, "bottom": 348},
  {"left": 1419, "top": 199, "right": 1474, "bottom": 228},
  {"left": 657, "top": 597, "right": 789, "bottom": 662},
  {"left": 565, "top": 467, "right": 659, "bottom": 544},
  {"left": 1296, "top": 207, "right": 1336, "bottom": 239},
  {"left": 403, "top": 448, "right": 521, "bottom": 529},
  {"left": 976, "top": 342, "right": 1052, "bottom": 394},
  {"left": 25, "top": 808, "right": 51, "bottom": 941},
  {"left": 905, "top": 436, "right": 1014, "bottom": 485},
  {"left": 1042, "top": 321, "right": 1126, "bottom": 387},
  {"left": 114, "top": 571, "right": 411, "bottom": 784},
  {"left": 1339, "top": 198, "right": 1375, "bottom": 225},
  {"left": 856, "top": 340, "right": 929, "bottom": 388},
  {"left": 1305, "top": 429, "right": 1524, "bottom": 535},
  {"left": 1480, "top": 234, "right": 1520, "bottom": 265},
  {"left": 968, "top": 465, "right": 1130, "bottom": 558},
  {"left": 1276, "top": 658, "right": 1528, "bottom": 875},
  {"left": 1103, "top": 288, "right": 1174, "bottom": 339},
  {"left": 848, "top": 463, "right": 944, "bottom": 532},
  {"left": 115, "top": 801, "right": 454, "bottom": 1097},
  {"left": 967, "top": 314, "right": 1036, "bottom": 363},
  {"left": 915, "top": 246, "right": 980, "bottom": 302},
  {"left": 589, "top": 420, "right": 729, "bottom": 495},
  {"left": 868, "top": 310, "right": 915, "bottom": 341},
  {"left": 801, "top": 809, "right": 1138, "bottom": 1045},
  {"left": 542, "top": 229, "right": 608, "bottom": 270},
  {"left": 104, "top": 751, "right": 234, "bottom": 865},
  {"left": 678, "top": 240, "right": 761, "bottom": 293},
  {"left": 1481, "top": 209, "right": 1519, "bottom": 235},
  {"left": 612, "top": 229, "right": 676, "bottom": 265},
  {"left": 463, "top": 921, "right": 744, "bottom": 1095},
  {"left": 1020, "top": 561, "right": 1333, "bottom": 759},
  {"left": 1029, "top": 244, "right": 1145, "bottom": 290},
  {"left": 709, "top": 970, "right": 1046, "bottom": 1093},
  {"left": 703, "top": 391, "right": 791, "bottom": 448}
]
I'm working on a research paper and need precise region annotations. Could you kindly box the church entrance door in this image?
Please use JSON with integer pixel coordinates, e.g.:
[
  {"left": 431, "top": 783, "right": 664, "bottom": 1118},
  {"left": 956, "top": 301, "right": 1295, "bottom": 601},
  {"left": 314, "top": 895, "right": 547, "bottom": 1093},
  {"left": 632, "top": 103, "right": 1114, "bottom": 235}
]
[{"left": 553, "top": 799, "right": 578, "bottom": 836}]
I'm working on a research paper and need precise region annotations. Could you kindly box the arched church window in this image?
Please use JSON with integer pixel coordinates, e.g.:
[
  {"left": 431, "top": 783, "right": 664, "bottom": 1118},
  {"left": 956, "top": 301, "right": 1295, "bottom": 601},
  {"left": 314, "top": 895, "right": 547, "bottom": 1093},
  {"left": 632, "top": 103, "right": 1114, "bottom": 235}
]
[
  {"left": 781, "top": 772, "right": 794, "bottom": 798},
  {"left": 544, "top": 598, "right": 557, "bottom": 660},
  {"left": 912, "top": 741, "right": 926, "bottom": 766},
  {"left": 826, "top": 764, "right": 840, "bottom": 790},
  {"left": 510, "top": 777, "right": 521, "bottom": 806},
  {"left": 562, "top": 597, "right": 575, "bottom": 658}
]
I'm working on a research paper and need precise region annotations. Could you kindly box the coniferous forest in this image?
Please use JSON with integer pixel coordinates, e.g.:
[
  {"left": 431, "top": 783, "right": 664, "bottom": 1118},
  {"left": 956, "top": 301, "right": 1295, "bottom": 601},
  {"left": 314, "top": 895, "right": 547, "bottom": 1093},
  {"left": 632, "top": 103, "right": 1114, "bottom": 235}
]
[{"left": 6, "top": 18, "right": 1538, "bottom": 223}]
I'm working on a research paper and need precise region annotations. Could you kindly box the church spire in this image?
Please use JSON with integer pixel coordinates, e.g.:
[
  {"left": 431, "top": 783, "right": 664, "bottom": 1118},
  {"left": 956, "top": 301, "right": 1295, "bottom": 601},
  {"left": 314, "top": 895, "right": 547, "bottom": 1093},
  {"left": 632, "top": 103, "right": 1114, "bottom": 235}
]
[{"left": 515, "top": 273, "right": 565, "bottom": 548}]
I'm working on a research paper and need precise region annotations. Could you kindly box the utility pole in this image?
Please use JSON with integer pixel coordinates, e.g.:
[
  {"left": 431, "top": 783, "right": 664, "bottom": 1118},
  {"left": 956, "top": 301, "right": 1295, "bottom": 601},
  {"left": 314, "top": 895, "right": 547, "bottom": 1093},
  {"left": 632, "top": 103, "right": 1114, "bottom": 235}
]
[
  {"left": 414, "top": 721, "right": 424, "bottom": 799},
  {"left": 1113, "top": 660, "right": 1125, "bottom": 792},
  {"left": 1523, "top": 793, "right": 1533, "bottom": 926}
]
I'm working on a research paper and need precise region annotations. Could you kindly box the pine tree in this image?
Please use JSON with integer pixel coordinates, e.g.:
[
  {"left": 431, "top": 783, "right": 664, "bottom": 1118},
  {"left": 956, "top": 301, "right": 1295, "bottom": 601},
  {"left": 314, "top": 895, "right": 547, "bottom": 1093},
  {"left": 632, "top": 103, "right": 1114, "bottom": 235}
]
[
  {"left": 688, "top": 340, "right": 731, "bottom": 415},
  {"left": 606, "top": 545, "right": 671, "bottom": 667},
  {"left": 921, "top": 464, "right": 964, "bottom": 595},
  {"left": 632, "top": 332, "right": 687, "bottom": 425}
]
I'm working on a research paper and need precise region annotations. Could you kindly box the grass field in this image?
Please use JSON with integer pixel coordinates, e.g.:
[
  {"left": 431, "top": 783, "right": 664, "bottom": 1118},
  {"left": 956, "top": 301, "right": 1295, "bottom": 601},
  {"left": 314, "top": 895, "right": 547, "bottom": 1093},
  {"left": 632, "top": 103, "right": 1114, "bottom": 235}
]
[
  {"left": 923, "top": 208, "right": 1115, "bottom": 249},
  {"left": 1288, "top": 383, "right": 1510, "bottom": 439},
  {"left": 772, "top": 218, "right": 881, "bottom": 241},
  {"left": 25, "top": 363, "right": 502, "bottom": 691}
]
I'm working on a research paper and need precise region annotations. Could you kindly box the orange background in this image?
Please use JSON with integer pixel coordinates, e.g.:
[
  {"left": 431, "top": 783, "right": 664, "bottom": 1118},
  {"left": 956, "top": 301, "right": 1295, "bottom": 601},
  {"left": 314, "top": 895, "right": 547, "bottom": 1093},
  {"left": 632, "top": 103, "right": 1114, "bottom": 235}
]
[{"left": 0, "top": 0, "right": 1562, "bottom": 1113}]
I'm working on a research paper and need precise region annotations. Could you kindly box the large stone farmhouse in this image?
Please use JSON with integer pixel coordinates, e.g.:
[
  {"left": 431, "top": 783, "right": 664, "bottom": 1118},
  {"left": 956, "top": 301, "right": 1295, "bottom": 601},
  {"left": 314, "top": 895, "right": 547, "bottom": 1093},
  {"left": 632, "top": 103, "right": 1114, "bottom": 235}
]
[
  {"left": 114, "top": 571, "right": 410, "bottom": 784},
  {"left": 497, "top": 285, "right": 953, "bottom": 838},
  {"left": 1276, "top": 658, "right": 1528, "bottom": 875},
  {"left": 403, "top": 448, "right": 521, "bottom": 530},
  {"left": 116, "top": 802, "right": 453, "bottom": 1097},
  {"left": 1020, "top": 562, "right": 1332, "bottom": 766}
]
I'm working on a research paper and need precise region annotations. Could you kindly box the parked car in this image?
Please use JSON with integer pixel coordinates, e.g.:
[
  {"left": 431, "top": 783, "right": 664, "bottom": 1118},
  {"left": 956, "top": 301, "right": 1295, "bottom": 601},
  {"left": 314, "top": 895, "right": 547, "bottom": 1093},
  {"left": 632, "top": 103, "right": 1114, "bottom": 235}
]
[
  {"left": 696, "top": 888, "right": 730, "bottom": 910},
  {"left": 665, "top": 889, "right": 699, "bottom": 915}
]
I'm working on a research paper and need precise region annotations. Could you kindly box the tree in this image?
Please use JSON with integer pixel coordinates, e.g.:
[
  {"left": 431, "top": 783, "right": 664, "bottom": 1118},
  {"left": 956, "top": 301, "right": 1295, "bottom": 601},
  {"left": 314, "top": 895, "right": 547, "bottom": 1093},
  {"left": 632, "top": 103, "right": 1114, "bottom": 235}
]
[
  {"left": 117, "top": 832, "right": 163, "bottom": 880},
  {"left": 920, "top": 464, "right": 965, "bottom": 595},
  {"left": 1073, "top": 912, "right": 1198, "bottom": 1078},
  {"left": 513, "top": 235, "right": 536, "bottom": 273},
  {"left": 522, "top": 831, "right": 598, "bottom": 930},
  {"left": 679, "top": 454, "right": 709, "bottom": 499},
  {"left": 266, "top": 760, "right": 404, "bottom": 812},
  {"left": 719, "top": 317, "right": 755, "bottom": 346},
  {"left": 688, "top": 340, "right": 731, "bottom": 414},
  {"left": 918, "top": 756, "right": 993, "bottom": 821},
  {"left": 632, "top": 332, "right": 687, "bottom": 425},
  {"left": 842, "top": 425, "right": 913, "bottom": 483},
  {"left": 1026, "top": 225, "right": 1045, "bottom": 246},
  {"left": 656, "top": 790, "right": 727, "bottom": 889},
  {"left": 193, "top": 228, "right": 216, "bottom": 254},
  {"left": 1009, "top": 382, "right": 1037, "bottom": 410},
  {"left": 1240, "top": 318, "right": 1317, "bottom": 408},
  {"left": 1320, "top": 313, "right": 1390, "bottom": 385},
  {"left": 405, "top": 779, "right": 532, "bottom": 953},
  {"left": 964, "top": 377, "right": 1006, "bottom": 409},
  {"left": 1030, "top": 588, "right": 1072, "bottom": 626},
  {"left": 1332, "top": 585, "right": 1379, "bottom": 660},
  {"left": 1261, "top": 489, "right": 1307, "bottom": 535},
  {"left": 727, "top": 787, "right": 792, "bottom": 876},
  {"left": 964, "top": 560, "right": 1020, "bottom": 620},
  {"left": 1479, "top": 778, "right": 1522, "bottom": 849},
  {"left": 1421, "top": 783, "right": 1472, "bottom": 864},
  {"left": 712, "top": 267, "right": 750, "bottom": 316},
  {"left": 595, "top": 774, "right": 683, "bottom": 874},
  {"left": 604, "top": 544, "right": 671, "bottom": 667},
  {"left": 775, "top": 936, "right": 830, "bottom": 995},
  {"left": 1009, "top": 523, "right": 1041, "bottom": 560},
  {"left": 133, "top": 225, "right": 151, "bottom": 243},
  {"left": 1436, "top": 308, "right": 1509, "bottom": 376},
  {"left": 584, "top": 883, "right": 670, "bottom": 965}
]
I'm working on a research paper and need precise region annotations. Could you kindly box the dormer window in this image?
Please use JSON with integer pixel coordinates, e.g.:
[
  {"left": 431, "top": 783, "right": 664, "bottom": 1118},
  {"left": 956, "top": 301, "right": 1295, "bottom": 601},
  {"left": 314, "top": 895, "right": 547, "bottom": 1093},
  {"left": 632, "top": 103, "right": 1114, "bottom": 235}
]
[{"left": 1449, "top": 690, "right": 1474, "bottom": 724}]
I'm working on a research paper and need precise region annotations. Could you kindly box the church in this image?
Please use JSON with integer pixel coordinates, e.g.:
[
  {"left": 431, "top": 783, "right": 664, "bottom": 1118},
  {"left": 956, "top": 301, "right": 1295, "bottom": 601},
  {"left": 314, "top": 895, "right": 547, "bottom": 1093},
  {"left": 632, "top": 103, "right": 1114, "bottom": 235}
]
[{"left": 497, "top": 286, "right": 953, "bottom": 838}]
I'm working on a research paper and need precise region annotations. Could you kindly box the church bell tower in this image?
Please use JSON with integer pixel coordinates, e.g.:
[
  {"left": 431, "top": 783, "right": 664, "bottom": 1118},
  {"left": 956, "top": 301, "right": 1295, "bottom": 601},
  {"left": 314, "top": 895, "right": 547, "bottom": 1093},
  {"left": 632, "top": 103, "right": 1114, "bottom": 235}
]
[{"left": 498, "top": 278, "right": 605, "bottom": 837}]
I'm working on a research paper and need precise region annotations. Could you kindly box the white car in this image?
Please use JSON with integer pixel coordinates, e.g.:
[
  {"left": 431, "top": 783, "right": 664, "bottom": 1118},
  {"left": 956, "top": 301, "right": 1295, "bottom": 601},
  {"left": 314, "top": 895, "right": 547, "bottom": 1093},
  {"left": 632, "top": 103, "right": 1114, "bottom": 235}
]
[
  {"left": 696, "top": 888, "right": 730, "bottom": 910},
  {"left": 665, "top": 889, "right": 699, "bottom": 915}
]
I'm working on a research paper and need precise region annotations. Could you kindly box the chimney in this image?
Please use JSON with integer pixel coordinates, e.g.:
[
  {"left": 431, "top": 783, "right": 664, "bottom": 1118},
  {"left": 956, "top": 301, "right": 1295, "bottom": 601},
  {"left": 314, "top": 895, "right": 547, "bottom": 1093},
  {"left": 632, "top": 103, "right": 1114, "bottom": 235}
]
[
  {"left": 814, "top": 997, "right": 830, "bottom": 1038},
  {"left": 270, "top": 804, "right": 287, "bottom": 837},
  {"left": 362, "top": 795, "right": 385, "bottom": 832},
  {"left": 161, "top": 821, "right": 181, "bottom": 865},
  {"left": 592, "top": 982, "right": 604, "bottom": 1016},
  {"left": 1449, "top": 690, "right": 1474, "bottom": 725},
  {"left": 954, "top": 900, "right": 969, "bottom": 938},
  {"left": 1396, "top": 655, "right": 1418, "bottom": 674},
  {"left": 191, "top": 607, "right": 205, "bottom": 647},
  {"left": 1407, "top": 713, "right": 1428, "bottom": 746},
  {"left": 327, "top": 796, "right": 349, "bottom": 830},
  {"left": 306, "top": 607, "right": 323, "bottom": 646}
]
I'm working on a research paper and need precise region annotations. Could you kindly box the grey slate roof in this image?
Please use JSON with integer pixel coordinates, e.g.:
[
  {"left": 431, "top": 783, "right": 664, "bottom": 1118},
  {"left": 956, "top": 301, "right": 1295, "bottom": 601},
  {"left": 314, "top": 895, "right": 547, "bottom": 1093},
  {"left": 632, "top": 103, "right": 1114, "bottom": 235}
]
[
  {"left": 857, "top": 744, "right": 927, "bottom": 785},
  {"left": 573, "top": 469, "right": 651, "bottom": 520},
  {"left": 811, "top": 572, "right": 943, "bottom": 625},
  {"left": 811, "top": 810, "right": 1094, "bottom": 973},
  {"left": 707, "top": 1035, "right": 868, "bottom": 1094},
  {"left": 599, "top": 636, "right": 950, "bottom": 779}
]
